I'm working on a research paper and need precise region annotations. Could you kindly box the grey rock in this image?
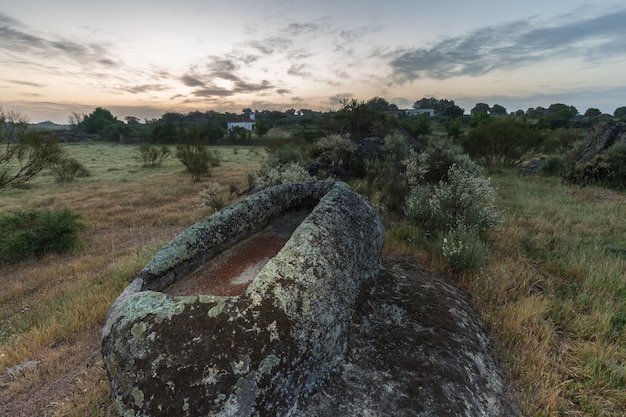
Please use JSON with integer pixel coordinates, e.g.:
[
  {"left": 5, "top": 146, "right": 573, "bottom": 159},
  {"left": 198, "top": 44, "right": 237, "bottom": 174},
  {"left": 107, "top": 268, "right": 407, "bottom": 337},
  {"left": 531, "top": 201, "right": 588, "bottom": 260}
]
[
  {"left": 573, "top": 121, "right": 626, "bottom": 164},
  {"left": 298, "top": 255, "right": 520, "bottom": 417},
  {"left": 0, "top": 360, "right": 41, "bottom": 381},
  {"left": 102, "top": 181, "right": 385, "bottom": 416}
]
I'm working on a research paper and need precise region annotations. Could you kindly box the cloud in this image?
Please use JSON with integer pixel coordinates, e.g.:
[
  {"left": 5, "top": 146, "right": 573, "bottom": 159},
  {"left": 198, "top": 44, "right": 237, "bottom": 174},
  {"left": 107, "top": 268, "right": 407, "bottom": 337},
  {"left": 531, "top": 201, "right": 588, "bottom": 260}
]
[
  {"left": 193, "top": 87, "right": 235, "bottom": 97},
  {"left": 181, "top": 75, "right": 205, "bottom": 87},
  {"left": 9, "top": 79, "right": 46, "bottom": 88},
  {"left": 247, "top": 36, "right": 293, "bottom": 55},
  {"left": 286, "top": 21, "right": 326, "bottom": 36},
  {"left": 287, "top": 63, "right": 310, "bottom": 77},
  {"left": 123, "top": 84, "right": 170, "bottom": 94},
  {"left": 181, "top": 55, "right": 275, "bottom": 98},
  {"left": 325, "top": 93, "right": 354, "bottom": 107},
  {"left": 0, "top": 13, "right": 120, "bottom": 70},
  {"left": 388, "top": 8, "right": 626, "bottom": 83}
]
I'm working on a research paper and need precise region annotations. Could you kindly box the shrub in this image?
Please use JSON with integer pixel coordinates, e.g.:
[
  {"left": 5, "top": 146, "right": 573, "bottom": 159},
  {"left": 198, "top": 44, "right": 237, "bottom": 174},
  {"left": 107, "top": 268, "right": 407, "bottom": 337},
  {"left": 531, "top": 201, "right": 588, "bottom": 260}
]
[
  {"left": 538, "top": 156, "right": 565, "bottom": 176},
  {"left": 405, "top": 164, "right": 501, "bottom": 234},
  {"left": 382, "top": 132, "right": 411, "bottom": 163},
  {"left": 365, "top": 158, "right": 409, "bottom": 218},
  {"left": 440, "top": 224, "right": 485, "bottom": 272},
  {"left": 543, "top": 128, "right": 583, "bottom": 154},
  {"left": 137, "top": 144, "right": 171, "bottom": 168},
  {"left": 461, "top": 116, "right": 543, "bottom": 172},
  {"left": 0, "top": 207, "right": 85, "bottom": 264},
  {"left": 1, "top": 107, "right": 65, "bottom": 191},
  {"left": 604, "top": 141, "right": 626, "bottom": 188},
  {"left": 245, "top": 169, "right": 257, "bottom": 189},
  {"left": 405, "top": 137, "right": 480, "bottom": 187},
  {"left": 404, "top": 163, "right": 500, "bottom": 272},
  {"left": 256, "top": 162, "right": 316, "bottom": 188},
  {"left": 200, "top": 182, "right": 226, "bottom": 212},
  {"left": 309, "top": 134, "right": 356, "bottom": 169},
  {"left": 264, "top": 144, "right": 303, "bottom": 168},
  {"left": 562, "top": 142, "right": 626, "bottom": 189},
  {"left": 51, "top": 157, "right": 91, "bottom": 183},
  {"left": 175, "top": 144, "right": 220, "bottom": 181}
]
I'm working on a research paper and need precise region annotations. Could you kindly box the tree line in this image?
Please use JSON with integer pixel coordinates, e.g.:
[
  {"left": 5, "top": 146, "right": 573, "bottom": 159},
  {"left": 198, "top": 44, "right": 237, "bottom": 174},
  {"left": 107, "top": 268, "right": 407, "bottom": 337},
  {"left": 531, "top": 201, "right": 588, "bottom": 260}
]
[{"left": 60, "top": 97, "right": 626, "bottom": 144}]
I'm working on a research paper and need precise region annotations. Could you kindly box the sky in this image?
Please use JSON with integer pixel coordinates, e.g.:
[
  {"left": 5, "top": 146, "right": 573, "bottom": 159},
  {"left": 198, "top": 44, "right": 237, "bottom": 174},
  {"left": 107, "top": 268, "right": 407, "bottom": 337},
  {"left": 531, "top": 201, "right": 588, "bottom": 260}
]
[{"left": 1, "top": 0, "right": 625, "bottom": 124}]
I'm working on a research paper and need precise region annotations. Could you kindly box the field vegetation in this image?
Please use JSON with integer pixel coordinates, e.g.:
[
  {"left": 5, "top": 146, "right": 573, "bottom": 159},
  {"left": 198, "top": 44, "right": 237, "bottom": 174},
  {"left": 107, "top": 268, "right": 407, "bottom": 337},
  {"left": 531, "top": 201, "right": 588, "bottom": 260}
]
[
  {"left": 1, "top": 98, "right": 625, "bottom": 415},
  {"left": 0, "top": 142, "right": 265, "bottom": 415}
]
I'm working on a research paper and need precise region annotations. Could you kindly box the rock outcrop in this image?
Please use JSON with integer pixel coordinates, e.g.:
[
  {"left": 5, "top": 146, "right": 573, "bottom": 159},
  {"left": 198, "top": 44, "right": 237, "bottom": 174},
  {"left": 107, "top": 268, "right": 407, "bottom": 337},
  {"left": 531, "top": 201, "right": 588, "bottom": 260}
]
[
  {"left": 101, "top": 181, "right": 385, "bottom": 416},
  {"left": 299, "top": 254, "right": 520, "bottom": 416},
  {"left": 572, "top": 121, "right": 626, "bottom": 164}
]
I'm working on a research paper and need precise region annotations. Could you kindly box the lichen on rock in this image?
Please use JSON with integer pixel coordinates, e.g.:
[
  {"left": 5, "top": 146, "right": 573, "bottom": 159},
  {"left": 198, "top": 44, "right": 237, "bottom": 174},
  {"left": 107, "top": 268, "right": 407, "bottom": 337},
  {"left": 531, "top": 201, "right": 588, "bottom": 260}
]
[{"left": 102, "top": 181, "right": 384, "bottom": 416}]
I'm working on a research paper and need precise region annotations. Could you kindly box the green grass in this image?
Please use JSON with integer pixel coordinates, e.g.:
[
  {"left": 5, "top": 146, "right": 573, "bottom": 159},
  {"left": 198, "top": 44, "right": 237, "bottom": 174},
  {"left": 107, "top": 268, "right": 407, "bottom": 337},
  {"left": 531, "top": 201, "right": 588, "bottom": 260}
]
[
  {"left": 2, "top": 142, "right": 625, "bottom": 416},
  {"left": 0, "top": 142, "right": 266, "bottom": 415},
  {"left": 460, "top": 172, "right": 626, "bottom": 416}
]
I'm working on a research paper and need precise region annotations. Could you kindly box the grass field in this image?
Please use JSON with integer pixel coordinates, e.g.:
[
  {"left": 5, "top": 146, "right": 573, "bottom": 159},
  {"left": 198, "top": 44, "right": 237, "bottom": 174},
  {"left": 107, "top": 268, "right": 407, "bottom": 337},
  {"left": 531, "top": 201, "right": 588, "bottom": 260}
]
[
  {"left": 464, "top": 173, "right": 626, "bottom": 416},
  {"left": 0, "top": 142, "right": 266, "bottom": 415},
  {"left": 1, "top": 141, "right": 625, "bottom": 416}
]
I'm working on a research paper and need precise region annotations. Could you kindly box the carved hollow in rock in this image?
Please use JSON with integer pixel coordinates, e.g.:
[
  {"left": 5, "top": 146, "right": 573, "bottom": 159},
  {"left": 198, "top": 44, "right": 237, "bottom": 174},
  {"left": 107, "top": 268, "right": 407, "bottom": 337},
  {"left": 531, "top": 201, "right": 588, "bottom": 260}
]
[
  {"left": 166, "top": 210, "right": 310, "bottom": 297},
  {"left": 101, "top": 181, "right": 385, "bottom": 417}
]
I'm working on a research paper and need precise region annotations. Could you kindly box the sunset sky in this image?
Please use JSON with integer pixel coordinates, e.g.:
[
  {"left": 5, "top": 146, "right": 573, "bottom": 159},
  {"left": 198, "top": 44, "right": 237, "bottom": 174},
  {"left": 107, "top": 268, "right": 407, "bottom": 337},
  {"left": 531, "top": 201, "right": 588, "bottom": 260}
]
[{"left": 1, "top": 1, "right": 625, "bottom": 123}]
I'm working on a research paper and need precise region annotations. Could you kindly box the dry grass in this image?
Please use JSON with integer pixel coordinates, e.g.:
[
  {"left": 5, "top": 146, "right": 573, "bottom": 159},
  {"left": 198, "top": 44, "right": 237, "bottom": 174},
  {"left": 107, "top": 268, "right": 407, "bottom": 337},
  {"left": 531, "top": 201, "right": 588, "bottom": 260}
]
[
  {"left": 457, "top": 173, "right": 626, "bottom": 416},
  {"left": 2, "top": 142, "right": 625, "bottom": 416},
  {"left": 0, "top": 142, "right": 265, "bottom": 416}
]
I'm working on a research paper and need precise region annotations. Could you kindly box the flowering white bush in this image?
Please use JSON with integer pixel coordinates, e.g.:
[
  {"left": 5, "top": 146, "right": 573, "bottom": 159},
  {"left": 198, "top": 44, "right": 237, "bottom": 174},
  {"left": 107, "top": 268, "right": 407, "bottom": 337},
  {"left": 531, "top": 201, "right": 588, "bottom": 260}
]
[
  {"left": 404, "top": 137, "right": 480, "bottom": 187},
  {"left": 382, "top": 132, "right": 411, "bottom": 162},
  {"left": 256, "top": 162, "right": 316, "bottom": 188},
  {"left": 312, "top": 134, "right": 356, "bottom": 168},
  {"left": 200, "top": 182, "right": 226, "bottom": 212},
  {"left": 405, "top": 163, "right": 502, "bottom": 233},
  {"left": 441, "top": 224, "right": 484, "bottom": 271}
]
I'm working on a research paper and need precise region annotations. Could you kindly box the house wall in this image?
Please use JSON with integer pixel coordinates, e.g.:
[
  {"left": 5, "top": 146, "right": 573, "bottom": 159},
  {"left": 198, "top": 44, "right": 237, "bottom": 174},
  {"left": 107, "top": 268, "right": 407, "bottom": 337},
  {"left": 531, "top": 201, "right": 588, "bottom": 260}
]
[
  {"left": 405, "top": 109, "right": 435, "bottom": 117},
  {"left": 227, "top": 121, "right": 255, "bottom": 131}
]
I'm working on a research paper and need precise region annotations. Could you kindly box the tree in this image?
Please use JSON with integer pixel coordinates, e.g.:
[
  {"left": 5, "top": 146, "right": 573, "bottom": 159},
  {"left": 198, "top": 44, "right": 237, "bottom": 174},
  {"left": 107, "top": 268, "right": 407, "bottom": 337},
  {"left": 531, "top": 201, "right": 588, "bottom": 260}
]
[
  {"left": 82, "top": 107, "right": 117, "bottom": 134},
  {"left": 68, "top": 112, "right": 84, "bottom": 131},
  {"left": 469, "top": 112, "right": 492, "bottom": 128},
  {"left": 330, "top": 98, "right": 392, "bottom": 139},
  {"left": 526, "top": 106, "right": 547, "bottom": 119},
  {"left": 176, "top": 126, "right": 220, "bottom": 181},
  {"left": 547, "top": 103, "right": 578, "bottom": 118},
  {"left": 366, "top": 97, "right": 398, "bottom": 112},
  {"left": 125, "top": 116, "right": 140, "bottom": 125},
  {"left": 614, "top": 106, "right": 626, "bottom": 119},
  {"left": 490, "top": 104, "right": 507, "bottom": 116},
  {"left": 461, "top": 116, "right": 543, "bottom": 172},
  {"left": 540, "top": 103, "right": 578, "bottom": 129},
  {"left": 81, "top": 107, "right": 129, "bottom": 140},
  {"left": 471, "top": 103, "right": 490, "bottom": 115},
  {"left": 1, "top": 107, "right": 65, "bottom": 192},
  {"left": 255, "top": 120, "right": 270, "bottom": 138},
  {"left": 441, "top": 104, "right": 465, "bottom": 119},
  {"left": 400, "top": 113, "right": 432, "bottom": 137},
  {"left": 447, "top": 119, "right": 463, "bottom": 140},
  {"left": 584, "top": 108, "right": 601, "bottom": 118},
  {"left": 414, "top": 97, "right": 454, "bottom": 114},
  {"left": 413, "top": 97, "right": 464, "bottom": 118}
]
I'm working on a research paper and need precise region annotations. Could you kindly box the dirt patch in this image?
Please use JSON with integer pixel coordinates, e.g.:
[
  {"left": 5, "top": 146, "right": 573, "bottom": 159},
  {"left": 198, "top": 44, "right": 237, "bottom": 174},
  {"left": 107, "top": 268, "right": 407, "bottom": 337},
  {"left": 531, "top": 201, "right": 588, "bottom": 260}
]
[
  {"left": 165, "top": 234, "right": 287, "bottom": 296},
  {"left": 0, "top": 330, "right": 106, "bottom": 417},
  {"left": 165, "top": 209, "right": 310, "bottom": 297}
]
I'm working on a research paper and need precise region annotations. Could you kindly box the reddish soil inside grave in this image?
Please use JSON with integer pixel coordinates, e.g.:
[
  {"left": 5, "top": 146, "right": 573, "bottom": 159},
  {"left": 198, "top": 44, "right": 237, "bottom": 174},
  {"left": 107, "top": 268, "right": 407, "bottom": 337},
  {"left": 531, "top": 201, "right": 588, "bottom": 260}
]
[
  {"left": 165, "top": 209, "right": 311, "bottom": 297},
  {"left": 165, "top": 233, "right": 289, "bottom": 296}
]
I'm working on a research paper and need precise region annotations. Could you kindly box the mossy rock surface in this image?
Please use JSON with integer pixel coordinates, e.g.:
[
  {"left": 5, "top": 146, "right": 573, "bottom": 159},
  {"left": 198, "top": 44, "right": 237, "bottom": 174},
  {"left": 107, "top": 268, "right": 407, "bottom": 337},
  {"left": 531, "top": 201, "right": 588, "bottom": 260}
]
[{"left": 102, "top": 181, "right": 385, "bottom": 416}]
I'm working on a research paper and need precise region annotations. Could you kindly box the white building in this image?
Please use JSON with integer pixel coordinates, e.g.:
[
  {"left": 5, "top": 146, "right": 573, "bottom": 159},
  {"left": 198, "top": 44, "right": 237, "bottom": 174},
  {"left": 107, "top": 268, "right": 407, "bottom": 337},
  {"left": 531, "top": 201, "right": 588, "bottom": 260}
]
[
  {"left": 405, "top": 108, "right": 435, "bottom": 117},
  {"left": 227, "top": 113, "right": 256, "bottom": 132}
]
